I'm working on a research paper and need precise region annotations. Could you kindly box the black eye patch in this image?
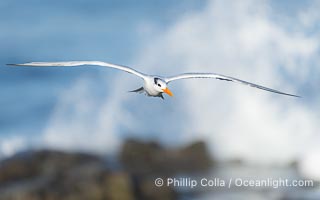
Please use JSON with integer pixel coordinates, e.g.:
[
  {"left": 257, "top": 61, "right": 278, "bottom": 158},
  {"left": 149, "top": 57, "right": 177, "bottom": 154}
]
[
  {"left": 154, "top": 78, "right": 159, "bottom": 84},
  {"left": 157, "top": 84, "right": 161, "bottom": 87}
]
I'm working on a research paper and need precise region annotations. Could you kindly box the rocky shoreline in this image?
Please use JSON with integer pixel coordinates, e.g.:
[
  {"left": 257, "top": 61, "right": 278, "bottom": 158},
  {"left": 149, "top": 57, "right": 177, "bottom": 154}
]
[{"left": 0, "top": 139, "right": 212, "bottom": 200}]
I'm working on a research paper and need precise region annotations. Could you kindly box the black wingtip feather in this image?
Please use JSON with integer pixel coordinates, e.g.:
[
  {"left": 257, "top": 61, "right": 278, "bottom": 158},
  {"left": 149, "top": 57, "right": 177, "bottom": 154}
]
[
  {"left": 279, "top": 93, "right": 301, "bottom": 98},
  {"left": 6, "top": 64, "right": 23, "bottom": 67}
]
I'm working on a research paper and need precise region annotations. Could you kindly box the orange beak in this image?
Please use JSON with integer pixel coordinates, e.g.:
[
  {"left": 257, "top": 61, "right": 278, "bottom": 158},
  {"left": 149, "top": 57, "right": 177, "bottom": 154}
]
[{"left": 162, "top": 87, "right": 173, "bottom": 97}]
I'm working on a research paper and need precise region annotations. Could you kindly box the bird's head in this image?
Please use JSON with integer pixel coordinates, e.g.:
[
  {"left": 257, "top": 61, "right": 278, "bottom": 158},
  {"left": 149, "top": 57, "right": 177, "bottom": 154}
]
[{"left": 154, "top": 78, "right": 173, "bottom": 96}]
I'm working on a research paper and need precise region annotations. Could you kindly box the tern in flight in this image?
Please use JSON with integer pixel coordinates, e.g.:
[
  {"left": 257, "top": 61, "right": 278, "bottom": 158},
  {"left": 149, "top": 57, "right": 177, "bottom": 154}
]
[{"left": 7, "top": 61, "right": 300, "bottom": 99}]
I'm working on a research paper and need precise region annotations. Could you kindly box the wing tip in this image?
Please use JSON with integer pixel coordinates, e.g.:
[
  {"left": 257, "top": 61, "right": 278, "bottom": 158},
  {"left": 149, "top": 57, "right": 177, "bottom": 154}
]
[
  {"left": 282, "top": 93, "right": 301, "bottom": 98},
  {"left": 6, "top": 63, "right": 28, "bottom": 67}
]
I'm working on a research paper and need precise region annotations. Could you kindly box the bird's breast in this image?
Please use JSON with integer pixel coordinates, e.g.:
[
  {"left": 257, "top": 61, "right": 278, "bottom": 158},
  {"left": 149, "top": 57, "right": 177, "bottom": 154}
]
[{"left": 143, "top": 82, "right": 160, "bottom": 96}]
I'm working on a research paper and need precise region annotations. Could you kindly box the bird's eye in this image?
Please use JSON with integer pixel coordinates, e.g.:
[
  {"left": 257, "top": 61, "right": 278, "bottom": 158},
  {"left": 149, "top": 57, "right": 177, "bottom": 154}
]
[{"left": 157, "top": 84, "right": 161, "bottom": 87}]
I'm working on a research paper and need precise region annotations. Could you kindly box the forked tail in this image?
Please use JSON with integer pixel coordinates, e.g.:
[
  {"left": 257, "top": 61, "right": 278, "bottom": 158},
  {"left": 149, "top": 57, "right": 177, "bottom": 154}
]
[{"left": 128, "top": 87, "right": 144, "bottom": 93}]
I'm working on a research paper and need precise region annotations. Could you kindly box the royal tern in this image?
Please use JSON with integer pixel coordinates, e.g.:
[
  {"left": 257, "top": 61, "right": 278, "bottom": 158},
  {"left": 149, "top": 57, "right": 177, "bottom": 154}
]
[{"left": 7, "top": 61, "right": 300, "bottom": 98}]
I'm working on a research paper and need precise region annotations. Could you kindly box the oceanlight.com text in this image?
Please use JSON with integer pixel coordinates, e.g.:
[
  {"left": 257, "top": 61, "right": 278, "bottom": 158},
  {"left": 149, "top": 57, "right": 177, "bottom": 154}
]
[{"left": 154, "top": 177, "right": 314, "bottom": 189}]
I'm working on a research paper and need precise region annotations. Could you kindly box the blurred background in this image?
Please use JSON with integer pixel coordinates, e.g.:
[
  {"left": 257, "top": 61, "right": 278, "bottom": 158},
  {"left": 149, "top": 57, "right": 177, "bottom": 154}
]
[{"left": 1, "top": 0, "right": 320, "bottom": 199}]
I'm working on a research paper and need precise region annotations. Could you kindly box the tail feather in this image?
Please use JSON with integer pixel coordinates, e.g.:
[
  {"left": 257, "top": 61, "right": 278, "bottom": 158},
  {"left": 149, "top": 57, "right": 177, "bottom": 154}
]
[{"left": 129, "top": 87, "right": 144, "bottom": 93}]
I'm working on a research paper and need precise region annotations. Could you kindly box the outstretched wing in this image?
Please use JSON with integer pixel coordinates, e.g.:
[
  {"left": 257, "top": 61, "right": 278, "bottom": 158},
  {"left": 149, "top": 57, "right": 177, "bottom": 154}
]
[
  {"left": 165, "top": 73, "right": 300, "bottom": 97},
  {"left": 7, "top": 61, "right": 146, "bottom": 79}
]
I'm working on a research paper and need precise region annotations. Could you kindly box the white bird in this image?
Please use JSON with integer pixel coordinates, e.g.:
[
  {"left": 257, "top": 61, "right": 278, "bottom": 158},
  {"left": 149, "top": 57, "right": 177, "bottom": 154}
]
[{"left": 7, "top": 61, "right": 300, "bottom": 98}]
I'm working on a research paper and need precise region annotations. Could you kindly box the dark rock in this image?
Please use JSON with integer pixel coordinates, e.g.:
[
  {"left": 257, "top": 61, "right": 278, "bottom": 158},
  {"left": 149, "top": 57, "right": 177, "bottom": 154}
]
[
  {"left": 104, "top": 172, "right": 135, "bottom": 200},
  {"left": 120, "top": 139, "right": 213, "bottom": 175},
  {"left": 0, "top": 150, "right": 136, "bottom": 200},
  {"left": 0, "top": 148, "right": 178, "bottom": 200},
  {"left": 0, "top": 150, "right": 102, "bottom": 185},
  {"left": 138, "top": 178, "right": 177, "bottom": 200},
  {"left": 0, "top": 139, "right": 211, "bottom": 200}
]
